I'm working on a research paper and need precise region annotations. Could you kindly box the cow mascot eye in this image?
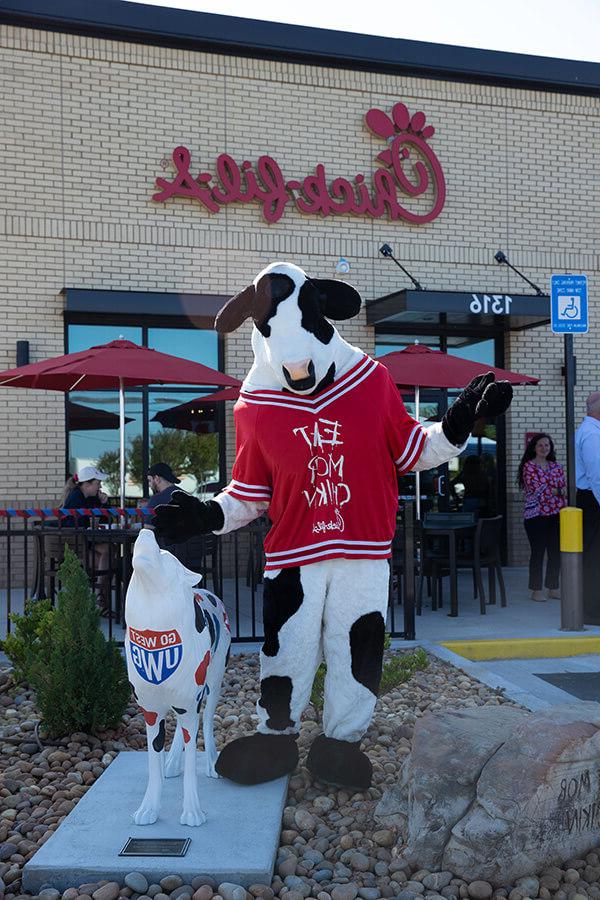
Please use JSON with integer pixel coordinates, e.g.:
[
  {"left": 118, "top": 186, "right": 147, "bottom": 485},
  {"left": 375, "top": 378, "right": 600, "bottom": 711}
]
[{"left": 152, "top": 260, "right": 513, "bottom": 790}]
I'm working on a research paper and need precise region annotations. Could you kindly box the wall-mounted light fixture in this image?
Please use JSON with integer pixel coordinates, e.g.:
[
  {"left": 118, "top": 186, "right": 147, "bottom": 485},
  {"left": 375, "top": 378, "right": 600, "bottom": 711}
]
[
  {"left": 494, "top": 250, "right": 547, "bottom": 296},
  {"left": 379, "top": 244, "right": 424, "bottom": 291},
  {"left": 16, "top": 340, "right": 29, "bottom": 367}
]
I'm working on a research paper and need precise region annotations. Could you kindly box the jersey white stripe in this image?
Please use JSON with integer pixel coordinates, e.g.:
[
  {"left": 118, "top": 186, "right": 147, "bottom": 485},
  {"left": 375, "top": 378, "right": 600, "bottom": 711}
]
[
  {"left": 241, "top": 359, "right": 378, "bottom": 415},
  {"left": 397, "top": 430, "right": 427, "bottom": 474},
  {"left": 395, "top": 424, "right": 426, "bottom": 467},
  {"left": 230, "top": 479, "right": 271, "bottom": 491},
  {"left": 225, "top": 487, "right": 272, "bottom": 500},
  {"left": 243, "top": 354, "right": 372, "bottom": 407},
  {"left": 266, "top": 537, "right": 391, "bottom": 557},
  {"left": 265, "top": 546, "right": 391, "bottom": 566}
]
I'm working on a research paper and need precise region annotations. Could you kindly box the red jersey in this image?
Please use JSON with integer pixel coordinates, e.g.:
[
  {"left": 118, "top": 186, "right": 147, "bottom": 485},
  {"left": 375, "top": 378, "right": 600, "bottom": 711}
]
[{"left": 224, "top": 354, "right": 426, "bottom": 571}]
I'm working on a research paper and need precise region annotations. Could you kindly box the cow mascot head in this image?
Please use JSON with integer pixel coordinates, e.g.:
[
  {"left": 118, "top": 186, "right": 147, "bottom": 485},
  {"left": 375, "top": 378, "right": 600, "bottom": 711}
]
[
  {"left": 215, "top": 261, "right": 363, "bottom": 394},
  {"left": 154, "top": 261, "right": 512, "bottom": 789}
]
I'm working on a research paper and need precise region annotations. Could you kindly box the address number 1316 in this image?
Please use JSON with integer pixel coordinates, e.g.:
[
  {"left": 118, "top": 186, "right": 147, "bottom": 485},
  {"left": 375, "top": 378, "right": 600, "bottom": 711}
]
[{"left": 469, "top": 294, "right": 513, "bottom": 315}]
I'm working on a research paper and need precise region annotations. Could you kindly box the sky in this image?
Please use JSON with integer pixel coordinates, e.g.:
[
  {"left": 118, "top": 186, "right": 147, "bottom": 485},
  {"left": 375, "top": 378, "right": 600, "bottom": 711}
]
[{"left": 124, "top": 0, "right": 600, "bottom": 63}]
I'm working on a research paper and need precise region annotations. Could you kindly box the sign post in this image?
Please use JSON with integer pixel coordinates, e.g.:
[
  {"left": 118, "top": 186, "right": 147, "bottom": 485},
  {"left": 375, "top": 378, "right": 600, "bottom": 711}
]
[
  {"left": 551, "top": 274, "right": 588, "bottom": 631},
  {"left": 550, "top": 273, "right": 588, "bottom": 504}
]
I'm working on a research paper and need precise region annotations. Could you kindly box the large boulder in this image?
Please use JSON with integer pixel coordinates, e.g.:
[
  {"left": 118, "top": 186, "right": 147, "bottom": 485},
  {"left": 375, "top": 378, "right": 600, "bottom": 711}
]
[{"left": 375, "top": 703, "right": 600, "bottom": 886}]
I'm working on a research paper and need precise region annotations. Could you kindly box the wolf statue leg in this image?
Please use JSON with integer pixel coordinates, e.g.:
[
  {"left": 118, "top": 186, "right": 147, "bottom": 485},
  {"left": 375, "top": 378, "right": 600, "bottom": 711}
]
[{"left": 134, "top": 713, "right": 168, "bottom": 825}]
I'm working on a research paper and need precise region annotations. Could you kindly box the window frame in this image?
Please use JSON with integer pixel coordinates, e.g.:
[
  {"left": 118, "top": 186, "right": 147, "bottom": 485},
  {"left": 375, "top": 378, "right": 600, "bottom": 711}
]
[{"left": 64, "top": 313, "right": 227, "bottom": 499}]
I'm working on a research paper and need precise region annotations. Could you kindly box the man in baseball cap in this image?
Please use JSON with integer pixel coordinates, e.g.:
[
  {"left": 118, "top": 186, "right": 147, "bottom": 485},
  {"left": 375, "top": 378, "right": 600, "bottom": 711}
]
[{"left": 144, "top": 463, "right": 182, "bottom": 520}]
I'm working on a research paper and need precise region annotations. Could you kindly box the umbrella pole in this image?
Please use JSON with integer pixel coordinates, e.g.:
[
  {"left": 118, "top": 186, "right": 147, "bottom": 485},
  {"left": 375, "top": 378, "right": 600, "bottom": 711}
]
[
  {"left": 415, "top": 385, "right": 421, "bottom": 520},
  {"left": 119, "top": 377, "right": 125, "bottom": 510}
]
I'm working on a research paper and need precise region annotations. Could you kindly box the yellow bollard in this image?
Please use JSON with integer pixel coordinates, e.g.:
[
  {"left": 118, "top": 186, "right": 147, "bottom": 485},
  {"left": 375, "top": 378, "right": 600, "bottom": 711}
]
[
  {"left": 560, "top": 506, "right": 584, "bottom": 630},
  {"left": 560, "top": 507, "right": 583, "bottom": 553}
]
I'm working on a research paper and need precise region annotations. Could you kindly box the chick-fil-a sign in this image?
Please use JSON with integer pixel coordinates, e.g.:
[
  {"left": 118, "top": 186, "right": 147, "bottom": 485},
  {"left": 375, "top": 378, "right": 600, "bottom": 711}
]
[{"left": 152, "top": 102, "right": 446, "bottom": 225}]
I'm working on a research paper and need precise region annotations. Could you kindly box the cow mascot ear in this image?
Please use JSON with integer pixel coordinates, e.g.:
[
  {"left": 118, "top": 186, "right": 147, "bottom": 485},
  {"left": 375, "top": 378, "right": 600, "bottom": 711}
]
[
  {"left": 312, "top": 279, "right": 362, "bottom": 321},
  {"left": 214, "top": 277, "right": 281, "bottom": 334}
]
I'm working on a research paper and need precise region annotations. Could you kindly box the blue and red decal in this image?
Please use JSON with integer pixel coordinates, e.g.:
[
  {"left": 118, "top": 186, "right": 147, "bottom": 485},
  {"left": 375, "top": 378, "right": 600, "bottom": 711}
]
[
  {"left": 129, "top": 627, "right": 183, "bottom": 685},
  {"left": 195, "top": 649, "right": 211, "bottom": 685}
]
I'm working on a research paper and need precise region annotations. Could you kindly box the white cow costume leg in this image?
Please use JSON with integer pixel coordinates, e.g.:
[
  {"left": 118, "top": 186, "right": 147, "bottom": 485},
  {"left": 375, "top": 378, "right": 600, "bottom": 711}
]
[{"left": 154, "top": 262, "right": 513, "bottom": 789}]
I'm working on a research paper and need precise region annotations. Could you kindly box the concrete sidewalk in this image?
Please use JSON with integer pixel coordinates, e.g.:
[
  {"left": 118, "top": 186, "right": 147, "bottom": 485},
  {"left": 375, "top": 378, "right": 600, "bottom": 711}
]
[
  {"left": 406, "top": 565, "right": 600, "bottom": 642},
  {"left": 396, "top": 565, "right": 600, "bottom": 712}
]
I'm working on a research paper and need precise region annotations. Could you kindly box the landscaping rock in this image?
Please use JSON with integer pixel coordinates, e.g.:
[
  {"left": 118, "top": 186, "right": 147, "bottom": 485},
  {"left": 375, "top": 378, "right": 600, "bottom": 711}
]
[
  {"left": 217, "top": 883, "right": 246, "bottom": 900},
  {"left": 393, "top": 703, "right": 600, "bottom": 885},
  {"left": 124, "top": 875, "right": 148, "bottom": 895}
]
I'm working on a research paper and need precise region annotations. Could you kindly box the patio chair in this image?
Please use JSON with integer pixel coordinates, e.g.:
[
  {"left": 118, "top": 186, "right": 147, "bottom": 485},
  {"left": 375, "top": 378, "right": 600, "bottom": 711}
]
[
  {"left": 33, "top": 526, "right": 117, "bottom": 603},
  {"left": 159, "top": 533, "right": 220, "bottom": 593},
  {"left": 424, "top": 515, "right": 506, "bottom": 615},
  {"left": 390, "top": 524, "right": 405, "bottom": 606}
]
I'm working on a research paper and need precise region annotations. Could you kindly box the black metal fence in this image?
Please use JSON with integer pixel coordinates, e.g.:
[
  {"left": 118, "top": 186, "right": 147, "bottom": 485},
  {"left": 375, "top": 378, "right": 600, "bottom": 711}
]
[{"left": 0, "top": 506, "right": 417, "bottom": 644}]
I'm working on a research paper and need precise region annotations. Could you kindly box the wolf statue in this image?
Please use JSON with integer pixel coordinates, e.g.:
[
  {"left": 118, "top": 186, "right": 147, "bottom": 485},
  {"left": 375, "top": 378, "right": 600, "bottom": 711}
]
[{"left": 125, "top": 527, "right": 231, "bottom": 826}]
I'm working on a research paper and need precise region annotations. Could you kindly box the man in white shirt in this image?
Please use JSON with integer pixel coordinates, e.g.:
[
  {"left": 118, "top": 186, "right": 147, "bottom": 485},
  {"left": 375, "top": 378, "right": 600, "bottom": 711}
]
[{"left": 576, "top": 392, "right": 600, "bottom": 624}]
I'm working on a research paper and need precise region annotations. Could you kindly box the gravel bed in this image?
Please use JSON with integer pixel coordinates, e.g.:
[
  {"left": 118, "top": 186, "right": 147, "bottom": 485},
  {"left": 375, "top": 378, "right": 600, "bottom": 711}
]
[{"left": 1, "top": 650, "right": 597, "bottom": 900}]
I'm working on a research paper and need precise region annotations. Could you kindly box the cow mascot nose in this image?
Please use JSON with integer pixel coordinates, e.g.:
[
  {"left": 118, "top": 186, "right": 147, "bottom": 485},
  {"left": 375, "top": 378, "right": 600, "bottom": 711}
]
[
  {"left": 153, "top": 261, "right": 513, "bottom": 789},
  {"left": 282, "top": 359, "right": 315, "bottom": 390}
]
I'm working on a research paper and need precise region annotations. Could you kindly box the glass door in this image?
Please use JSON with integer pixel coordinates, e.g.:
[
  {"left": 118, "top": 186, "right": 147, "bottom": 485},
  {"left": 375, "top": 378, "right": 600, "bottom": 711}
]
[{"left": 375, "top": 334, "right": 500, "bottom": 518}]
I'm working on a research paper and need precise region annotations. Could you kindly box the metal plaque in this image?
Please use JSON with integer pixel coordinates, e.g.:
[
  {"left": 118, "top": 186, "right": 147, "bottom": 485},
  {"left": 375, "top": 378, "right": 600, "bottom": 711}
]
[{"left": 119, "top": 837, "right": 191, "bottom": 857}]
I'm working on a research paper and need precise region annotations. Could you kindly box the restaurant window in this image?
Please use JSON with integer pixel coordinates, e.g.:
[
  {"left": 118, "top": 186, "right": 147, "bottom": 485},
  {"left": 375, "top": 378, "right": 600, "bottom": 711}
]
[
  {"left": 375, "top": 333, "right": 500, "bottom": 517},
  {"left": 66, "top": 323, "right": 223, "bottom": 501}
]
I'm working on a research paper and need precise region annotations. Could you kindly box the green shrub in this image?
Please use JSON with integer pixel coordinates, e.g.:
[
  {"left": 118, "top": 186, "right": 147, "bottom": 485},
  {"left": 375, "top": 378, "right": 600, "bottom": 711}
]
[
  {"left": 380, "top": 645, "right": 428, "bottom": 695},
  {"left": 26, "top": 546, "right": 131, "bottom": 737},
  {"left": 1, "top": 599, "right": 55, "bottom": 684},
  {"left": 310, "top": 639, "right": 428, "bottom": 711}
]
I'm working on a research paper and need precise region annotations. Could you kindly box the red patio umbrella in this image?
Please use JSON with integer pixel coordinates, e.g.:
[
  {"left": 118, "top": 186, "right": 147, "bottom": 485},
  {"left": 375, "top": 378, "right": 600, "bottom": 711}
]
[
  {"left": 152, "top": 386, "right": 240, "bottom": 433},
  {"left": 377, "top": 343, "right": 539, "bottom": 516},
  {"left": 377, "top": 343, "right": 540, "bottom": 389},
  {"left": 0, "top": 340, "right": 240, "bottom": 506},
  {"left": 67, "top": 401, "right": 134, "bottom": 431}
]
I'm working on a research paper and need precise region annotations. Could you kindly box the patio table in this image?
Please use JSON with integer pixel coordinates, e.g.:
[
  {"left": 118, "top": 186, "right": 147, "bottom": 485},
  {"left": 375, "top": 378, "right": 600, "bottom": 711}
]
[{"left": 421, "top": 515, "right": 477, "bottom": 617}]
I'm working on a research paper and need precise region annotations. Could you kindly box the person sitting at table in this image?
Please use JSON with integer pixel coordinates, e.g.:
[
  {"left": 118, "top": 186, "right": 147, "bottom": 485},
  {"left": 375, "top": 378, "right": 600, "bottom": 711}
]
[
  {"left": 61, "top": 465, "right": 112, "bottom": 613},
  {"left": 61, "top": 465, "right": 110, "bottom": 527},
  {"left": 142, "top": 464, "right": 208, "bottom": 577},
  {"left": 142, "top": 463, "right": 181, "bottom": 523}
]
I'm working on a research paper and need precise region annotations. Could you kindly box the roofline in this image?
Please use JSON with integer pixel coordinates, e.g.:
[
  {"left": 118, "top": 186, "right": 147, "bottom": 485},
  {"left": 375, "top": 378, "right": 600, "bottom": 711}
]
[{"left": 1, "top": 0, "right": 599, "bottom": 95}]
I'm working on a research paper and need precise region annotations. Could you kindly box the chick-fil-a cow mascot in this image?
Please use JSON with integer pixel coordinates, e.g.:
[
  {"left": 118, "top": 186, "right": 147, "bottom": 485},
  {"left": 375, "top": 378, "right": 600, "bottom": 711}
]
[
  {"left": 125, "top": 527, "right": 230, "bottom": 825},
  {"left": 154, "top": 262, "right": 512, "bottom": 790}
]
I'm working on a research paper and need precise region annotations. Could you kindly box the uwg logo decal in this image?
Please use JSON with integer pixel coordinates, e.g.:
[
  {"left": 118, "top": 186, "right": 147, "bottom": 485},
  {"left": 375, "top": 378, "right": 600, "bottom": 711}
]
[{"left": 128, "top": 627, "right": 183, "bottom": 685}]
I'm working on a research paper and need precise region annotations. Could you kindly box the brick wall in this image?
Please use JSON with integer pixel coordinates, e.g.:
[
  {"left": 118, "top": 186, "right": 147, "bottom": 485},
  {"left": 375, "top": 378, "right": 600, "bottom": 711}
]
[{"left": 0, "top": 25, "right": 599, "bottom": 563}]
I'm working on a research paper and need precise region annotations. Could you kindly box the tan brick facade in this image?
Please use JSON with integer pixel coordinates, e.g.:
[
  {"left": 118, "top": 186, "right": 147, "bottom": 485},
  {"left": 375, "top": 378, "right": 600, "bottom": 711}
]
[{"left": 0, "top": 24, "right": 599, "bottom": 563}]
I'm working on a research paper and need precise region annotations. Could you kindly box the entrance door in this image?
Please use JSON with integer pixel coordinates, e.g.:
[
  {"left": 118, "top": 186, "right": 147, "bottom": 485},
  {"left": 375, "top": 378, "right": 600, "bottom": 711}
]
[{"left": 375, "top": 335, "right": 500, "bottom": 518}]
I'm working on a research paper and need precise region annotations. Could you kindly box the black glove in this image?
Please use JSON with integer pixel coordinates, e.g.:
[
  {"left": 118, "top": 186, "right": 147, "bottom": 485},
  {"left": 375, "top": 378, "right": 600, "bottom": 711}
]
[
  {"left": 442, "top": 372, "right": 513, "bottom": 446},
  {"left": 153, "top": 490, "right": 225, "bottom": 544}
]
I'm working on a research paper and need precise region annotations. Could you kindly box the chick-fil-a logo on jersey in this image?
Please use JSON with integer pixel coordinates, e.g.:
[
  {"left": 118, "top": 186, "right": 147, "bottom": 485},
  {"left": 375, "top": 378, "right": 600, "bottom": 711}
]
[{"left": 152, "top": 102, "right": 446, "bottom": 225}]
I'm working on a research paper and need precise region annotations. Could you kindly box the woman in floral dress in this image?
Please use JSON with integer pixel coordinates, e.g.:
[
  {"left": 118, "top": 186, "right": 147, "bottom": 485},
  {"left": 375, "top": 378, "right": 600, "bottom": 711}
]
[{"left": 517, "top": 433, "right": 566, "bottom": 601}]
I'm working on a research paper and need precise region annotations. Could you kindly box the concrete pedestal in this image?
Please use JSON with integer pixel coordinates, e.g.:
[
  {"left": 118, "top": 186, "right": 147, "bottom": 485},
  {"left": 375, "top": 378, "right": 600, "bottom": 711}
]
[{"left": 23, "top": 751, "right": 288, "bottom": 892}]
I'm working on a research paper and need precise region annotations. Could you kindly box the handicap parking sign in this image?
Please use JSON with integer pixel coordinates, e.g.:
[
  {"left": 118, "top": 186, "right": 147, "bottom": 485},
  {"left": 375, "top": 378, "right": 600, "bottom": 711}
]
[{"left": 551, "top": 274, "right": 588, "bottom": 334}]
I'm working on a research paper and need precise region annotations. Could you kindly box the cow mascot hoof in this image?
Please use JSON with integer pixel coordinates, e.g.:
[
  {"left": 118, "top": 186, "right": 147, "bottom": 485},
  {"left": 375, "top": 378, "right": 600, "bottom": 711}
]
[
  {"left": 307, "top": 734, "right": 373, "bottom": 790},
  {"left": 215, "top": 733, "right": 299, "bottom": 784}
]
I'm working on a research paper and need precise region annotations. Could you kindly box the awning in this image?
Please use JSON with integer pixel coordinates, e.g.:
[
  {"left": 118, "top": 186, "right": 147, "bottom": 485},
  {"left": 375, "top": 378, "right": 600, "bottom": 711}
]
[
  {"left": 366, "top": 289, "right": 550, "bottom": 331},
  {"left": 62, "top": 289, "right": 227, "bottom": 322}
]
